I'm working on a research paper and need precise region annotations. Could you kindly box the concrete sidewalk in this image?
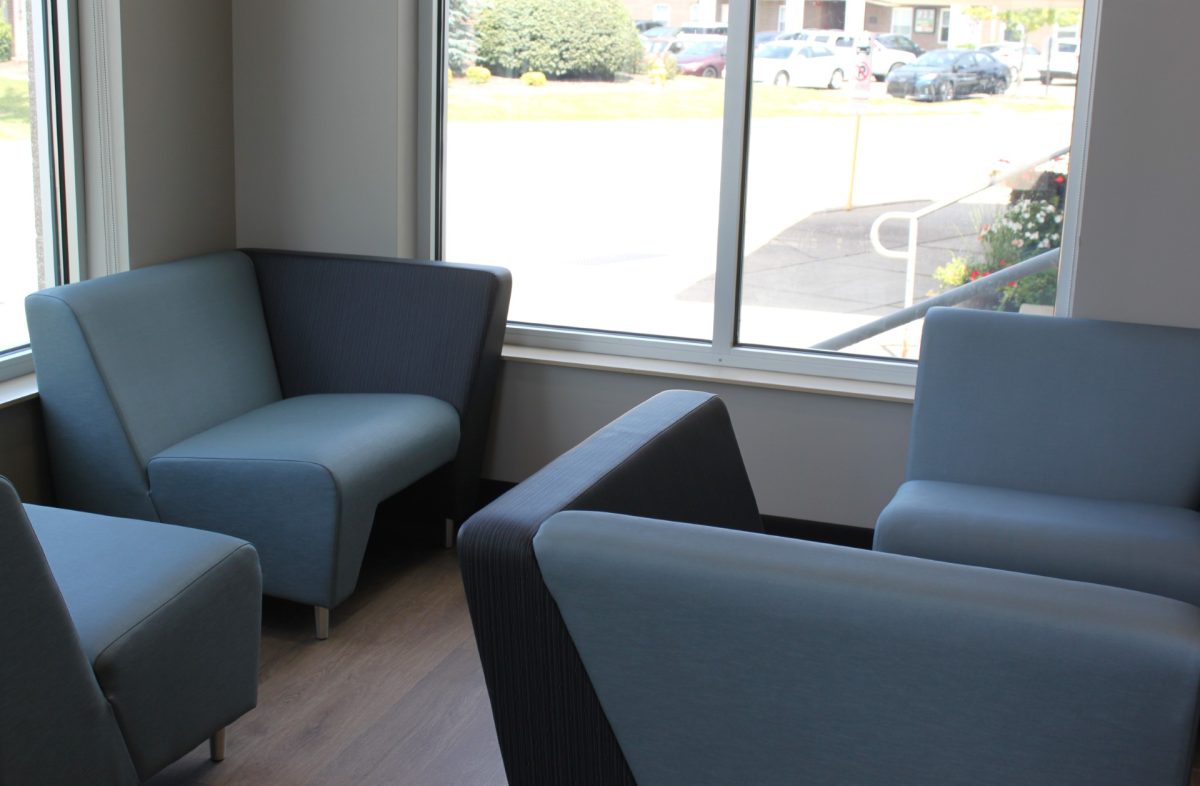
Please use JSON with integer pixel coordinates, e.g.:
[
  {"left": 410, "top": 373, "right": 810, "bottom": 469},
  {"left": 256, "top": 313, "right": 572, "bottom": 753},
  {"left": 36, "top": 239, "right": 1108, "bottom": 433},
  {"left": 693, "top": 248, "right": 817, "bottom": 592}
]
[{"left": 683, "top": 199, "right": 1004, "bottom": 318}]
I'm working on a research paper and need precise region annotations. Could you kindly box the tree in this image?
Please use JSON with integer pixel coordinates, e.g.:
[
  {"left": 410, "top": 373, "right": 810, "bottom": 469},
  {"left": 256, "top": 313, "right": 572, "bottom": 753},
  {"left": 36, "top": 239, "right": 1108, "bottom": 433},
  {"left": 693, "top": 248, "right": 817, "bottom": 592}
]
[
  {"left": 964, "top": 7, "right": 1082, "bottom": 38},
  {"left": 476, "top": 0, "right": 643, "bottom": 80},
  {"left": 447, "top": 0, "right": 479, "bottom": 74}
]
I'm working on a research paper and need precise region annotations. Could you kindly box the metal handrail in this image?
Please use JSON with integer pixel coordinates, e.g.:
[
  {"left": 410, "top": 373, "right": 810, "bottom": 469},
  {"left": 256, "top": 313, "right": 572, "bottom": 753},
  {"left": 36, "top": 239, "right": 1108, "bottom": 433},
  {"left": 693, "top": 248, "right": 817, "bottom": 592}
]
[
  {"left": 869, "top": 146, "right": 1069, "bottom": 310},
  {"left": 812, "top": 247, "right": 1060, "bottom": 351}
]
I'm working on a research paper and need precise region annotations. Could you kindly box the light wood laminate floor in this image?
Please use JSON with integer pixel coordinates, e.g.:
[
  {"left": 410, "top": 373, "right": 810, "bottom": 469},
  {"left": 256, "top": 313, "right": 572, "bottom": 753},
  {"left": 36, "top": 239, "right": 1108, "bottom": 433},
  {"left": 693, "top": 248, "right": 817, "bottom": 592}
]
[{"left": 147, "top": 529, "right": 507, "bottom": 786}]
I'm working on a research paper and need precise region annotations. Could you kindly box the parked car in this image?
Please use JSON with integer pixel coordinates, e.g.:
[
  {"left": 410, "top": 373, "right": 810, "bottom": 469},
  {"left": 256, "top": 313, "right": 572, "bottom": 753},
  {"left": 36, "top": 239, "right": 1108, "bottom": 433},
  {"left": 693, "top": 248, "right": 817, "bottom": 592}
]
[
  {"left": 1041, "top": 34, "right": 1080, "bottom": 84},
  {"left": 886, "top": 49, "right": 1009, "bottom": 101},
  {"left": 778, "top": 30, "right": 922, "bottom": 80},
  {"left": 640, "top": 25, "right": 680, "bottom": 42},
  {"left": 677, "top": 22, "right": 728, "bottom": 41},
  {"left": 676, "top": 40, "right": 727, "bottom": 77},
  {"left": 752, "top": 42, "right": 847, "bottom": 89},
  {"left": 979, "top": 42, "right": 1042, "bottom": 83},
  {"left": 635, "top": 20, "right": 665, "bottom": 34}
]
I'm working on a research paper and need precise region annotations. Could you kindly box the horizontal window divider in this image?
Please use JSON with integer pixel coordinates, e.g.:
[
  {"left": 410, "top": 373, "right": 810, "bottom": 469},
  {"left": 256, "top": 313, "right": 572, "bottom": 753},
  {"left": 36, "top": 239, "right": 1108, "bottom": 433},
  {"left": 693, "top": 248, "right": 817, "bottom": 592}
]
[
  {"left": 503, "top": 324, "right": 917, "bottom": 391},
  {"left": 502, "top": 342, "right": 914, "bottom": 403},
  {"left": 0, "top": 350, "right": 35, "bottom": 386}
]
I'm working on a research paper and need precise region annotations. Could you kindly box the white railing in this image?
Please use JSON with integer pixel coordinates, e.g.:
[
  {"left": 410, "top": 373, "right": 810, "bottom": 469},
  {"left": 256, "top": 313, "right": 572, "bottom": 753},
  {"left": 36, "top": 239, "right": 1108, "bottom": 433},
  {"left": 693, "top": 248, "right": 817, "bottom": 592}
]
[{"left": 869, "top": 146, "right": 1069, "bottom": 311}]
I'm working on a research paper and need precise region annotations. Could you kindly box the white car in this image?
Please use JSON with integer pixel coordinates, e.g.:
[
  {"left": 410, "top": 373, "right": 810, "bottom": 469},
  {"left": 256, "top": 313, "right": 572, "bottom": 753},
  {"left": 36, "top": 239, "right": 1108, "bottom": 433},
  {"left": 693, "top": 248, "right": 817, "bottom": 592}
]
[
  {"left": 752, "top": 42, "right": 847, "bottom": 89},
  {"left": 778, "top": 29, "right": 922, "bottom": 80},
  {"left": 979, "top": 42, "right": 1042, "bottom": 83},
  {"left": 1041, "top": 34, "right": 1080, "bottom": 84}
]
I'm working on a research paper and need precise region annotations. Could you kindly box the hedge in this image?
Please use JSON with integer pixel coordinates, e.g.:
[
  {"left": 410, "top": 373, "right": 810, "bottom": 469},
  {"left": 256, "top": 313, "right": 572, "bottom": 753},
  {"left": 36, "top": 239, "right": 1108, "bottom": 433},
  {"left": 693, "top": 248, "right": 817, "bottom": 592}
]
[{"left": 476, "top": 0, "right": 642, "bottom": 80}]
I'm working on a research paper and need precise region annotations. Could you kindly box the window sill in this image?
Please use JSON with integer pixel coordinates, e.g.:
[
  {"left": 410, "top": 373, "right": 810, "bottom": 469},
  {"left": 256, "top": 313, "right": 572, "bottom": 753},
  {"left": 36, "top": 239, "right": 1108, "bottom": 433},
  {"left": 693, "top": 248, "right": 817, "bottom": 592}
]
[
  {"left": 502, "top": 345, "right": 915, "bottom": 404},
  {"left": 0, "top": 372, "right": 37, "bottom": 408}
]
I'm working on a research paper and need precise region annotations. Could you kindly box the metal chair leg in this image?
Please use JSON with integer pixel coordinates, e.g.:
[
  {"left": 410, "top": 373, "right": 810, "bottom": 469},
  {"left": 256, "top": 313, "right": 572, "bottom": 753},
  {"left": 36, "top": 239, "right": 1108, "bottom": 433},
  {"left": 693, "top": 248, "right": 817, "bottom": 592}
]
[
  {"left": 209, "top": 727, "right": 226, "bottom": 762},
  {"left": 315, "top": 605, "right": 329, "bottom": 640}
]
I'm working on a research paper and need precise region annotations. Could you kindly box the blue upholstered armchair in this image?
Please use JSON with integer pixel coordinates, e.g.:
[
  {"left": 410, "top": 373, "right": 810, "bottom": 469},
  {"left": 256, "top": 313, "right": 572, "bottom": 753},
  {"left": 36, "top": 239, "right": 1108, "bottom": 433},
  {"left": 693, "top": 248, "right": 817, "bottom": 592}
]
[
  {"left": 26, "top": 249, "right": 510, "bottom": 638},
  {"left": 875, "top": 307, "right": 1200, "bottom": 607},
  {"left": 460, "top": 391, "right": 1200, "bottom": 786},
  {"left": 1, "top": 477, "right": 261, "bottom": 784}
]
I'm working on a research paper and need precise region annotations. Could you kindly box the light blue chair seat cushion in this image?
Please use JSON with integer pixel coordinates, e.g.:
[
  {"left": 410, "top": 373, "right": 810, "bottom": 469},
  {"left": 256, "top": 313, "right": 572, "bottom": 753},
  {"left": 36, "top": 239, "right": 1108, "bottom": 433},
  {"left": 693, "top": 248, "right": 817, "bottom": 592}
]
[
  {"left": 27, "top": 504, "right": 260, "bottom": 780},
  {"left": 875, "top": 480, "right": 1200, "bottom": 606},
  {"left": 147, "top": 393, "right": 460, "bottom": 607}
]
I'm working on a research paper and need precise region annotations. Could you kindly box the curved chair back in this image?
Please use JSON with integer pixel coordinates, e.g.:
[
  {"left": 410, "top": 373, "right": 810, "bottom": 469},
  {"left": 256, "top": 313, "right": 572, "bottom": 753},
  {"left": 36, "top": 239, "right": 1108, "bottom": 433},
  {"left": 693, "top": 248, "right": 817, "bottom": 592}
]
[
  {"left": 0, "top": 478, "right": 137, "bottom": 784},
  {"left": 910, "top": 308, "right": 1200, "bottom": 507}
]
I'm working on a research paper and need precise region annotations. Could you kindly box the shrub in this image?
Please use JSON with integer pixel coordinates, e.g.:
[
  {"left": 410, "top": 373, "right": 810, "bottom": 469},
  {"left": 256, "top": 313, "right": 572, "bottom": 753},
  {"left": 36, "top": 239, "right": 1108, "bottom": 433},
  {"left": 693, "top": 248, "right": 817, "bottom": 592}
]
[
  {"left": 520, "top": 70, "right": 548, "bottom": 86},
  {"left": 931, "top": 196, "right": 1064, "bottom": 311},
  {"left": 466, "top": 65, "right": 491, "bottom": 84},
  {"left": 645, "top": 53, "right": 678, "bottom": 81},
  {"left": 0, "top": 21, "right": 12, "bottom": 63},
  {"left": 476, "top": 0, "right": 643, "bottom": 80}
]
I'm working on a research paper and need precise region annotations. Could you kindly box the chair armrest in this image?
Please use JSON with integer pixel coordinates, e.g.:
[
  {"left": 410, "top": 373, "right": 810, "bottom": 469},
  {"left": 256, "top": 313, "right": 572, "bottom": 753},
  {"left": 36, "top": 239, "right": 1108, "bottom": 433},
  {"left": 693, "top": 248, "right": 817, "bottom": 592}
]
[
  {"left": 458, "top": 390, "right": 761, "bottom": 786},
  {"left": 537, "top": 511, "right": 1200, "bottom": 786},
  {"left": 245, "top": 249, "right": 511, "bottom": 519}
]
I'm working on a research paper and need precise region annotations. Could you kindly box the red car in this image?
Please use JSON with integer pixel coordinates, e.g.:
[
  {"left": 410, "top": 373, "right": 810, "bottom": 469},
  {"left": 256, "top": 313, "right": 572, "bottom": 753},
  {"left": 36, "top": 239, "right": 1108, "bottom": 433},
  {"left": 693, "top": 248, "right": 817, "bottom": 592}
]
[{"left": 675, "top": 40, "right": 727, "bottom": 78}]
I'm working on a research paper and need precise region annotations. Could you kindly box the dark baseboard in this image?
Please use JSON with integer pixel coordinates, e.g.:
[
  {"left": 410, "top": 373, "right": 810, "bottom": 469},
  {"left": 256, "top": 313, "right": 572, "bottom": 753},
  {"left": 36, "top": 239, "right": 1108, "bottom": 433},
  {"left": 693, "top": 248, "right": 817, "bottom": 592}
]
[
  {"left": 475, "top": 479, "right": 873, "bottom": 549},
  {"left": 761, "top": 515, "right": 873, "bottom": 549}
]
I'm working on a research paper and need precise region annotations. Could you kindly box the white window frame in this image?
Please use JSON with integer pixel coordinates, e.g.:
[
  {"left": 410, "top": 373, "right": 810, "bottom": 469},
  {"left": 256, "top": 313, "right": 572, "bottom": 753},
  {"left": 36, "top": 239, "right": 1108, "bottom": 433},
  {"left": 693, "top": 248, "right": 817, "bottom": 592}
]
[
  {"left": 891, "top": 7, "right": 913, "bottom": 36},
  {"left": 0, "top": 0, "right": 85, "bottom": 383},
  {"left": 417, "top": 0, "right": 1102, "bottom": 389},
  {"left": 938, "top": 8, "right": 951, "bottom": 44}
]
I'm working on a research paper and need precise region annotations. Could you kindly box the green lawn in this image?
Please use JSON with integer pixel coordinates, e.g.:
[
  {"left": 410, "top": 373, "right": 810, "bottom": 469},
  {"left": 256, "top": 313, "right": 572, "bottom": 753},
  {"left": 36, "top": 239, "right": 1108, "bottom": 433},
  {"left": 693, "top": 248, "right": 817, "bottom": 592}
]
[
  {"left": 447, "top": 75, "right": 1074, "bottom": 122},
  {"left": 0, "top": 77, "right": 31, "bottom": 140}
]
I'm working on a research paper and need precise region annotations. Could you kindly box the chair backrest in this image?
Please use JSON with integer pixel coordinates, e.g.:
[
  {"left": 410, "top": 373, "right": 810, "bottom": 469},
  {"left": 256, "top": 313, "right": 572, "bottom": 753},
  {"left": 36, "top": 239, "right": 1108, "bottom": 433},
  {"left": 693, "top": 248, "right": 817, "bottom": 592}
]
[
  {"left": 26, "top": 252, "right": 282, "bottom": 520},
  {"left": 0, "top": 478, "right": 138, "bottom": 784},
  {"left": 536, "top": 510, "right": 1200, "bottom": 786},
  {"left": 909, "top": 308, "right": 1200, "bottom": 507}
]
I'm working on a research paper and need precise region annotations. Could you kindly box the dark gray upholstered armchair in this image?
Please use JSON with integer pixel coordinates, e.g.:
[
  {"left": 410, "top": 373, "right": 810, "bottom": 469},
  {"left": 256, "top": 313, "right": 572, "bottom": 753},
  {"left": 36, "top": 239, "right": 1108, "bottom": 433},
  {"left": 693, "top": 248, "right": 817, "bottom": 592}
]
[
  {"left": 875, "top": 307, "right": 1200, "bottom": 607},
  {"left": 26, "top": 249, "right": 510, "bottom": 638},
  {"left": 460, "top": 391, "right": 1200, "bottom": 786},
  {"left": 1, "top": 476, "right": 261, "bottom": 784}
]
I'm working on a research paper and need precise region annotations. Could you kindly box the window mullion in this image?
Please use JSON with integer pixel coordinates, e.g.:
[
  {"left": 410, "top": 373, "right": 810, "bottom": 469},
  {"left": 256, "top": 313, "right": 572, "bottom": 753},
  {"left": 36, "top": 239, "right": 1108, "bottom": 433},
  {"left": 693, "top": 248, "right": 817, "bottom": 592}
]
[{"left": 711, "top": 0, "right": 754, "bottom": 357}]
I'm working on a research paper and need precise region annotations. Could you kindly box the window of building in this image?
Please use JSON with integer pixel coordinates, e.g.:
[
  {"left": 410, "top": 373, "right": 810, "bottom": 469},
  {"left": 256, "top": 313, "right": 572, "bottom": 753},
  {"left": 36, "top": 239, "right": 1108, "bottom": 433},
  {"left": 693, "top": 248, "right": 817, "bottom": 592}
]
[
  {"left": 938, "top": 8, "right": 951, "bottom": 44},
  {"left": 0, "top": 0, "right": 75, "bottom": 378},
  {"left": 891, "top": 8, "right": 914, "bottom": 37},
  {"left": 435, "top": 0, "right": 1090, "bottom": 380}
]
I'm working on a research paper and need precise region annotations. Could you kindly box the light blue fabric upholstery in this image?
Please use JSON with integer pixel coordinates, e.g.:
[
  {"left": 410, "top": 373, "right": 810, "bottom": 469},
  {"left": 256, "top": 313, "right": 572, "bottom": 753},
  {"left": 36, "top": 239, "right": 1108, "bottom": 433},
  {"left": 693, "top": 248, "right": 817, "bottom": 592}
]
[
  {"left": 29, "top": 503, "right": 261, "bottom": 781},
  {"left": 0, "top": 481, "right": 138, "bottom": 785},
  {"left": 536, "top": 510, "right": 1200, "bottom": 786},
  {"left": 876, "top": 308, "right": 1200, "bottom": 606},
  {"left": 876, "top": 480, "right": 1200, "bottom": 606},
  {"left": 26, "top": 250, "right": 504, "bottom": 613},
  {"left": 0, "top": 477, "right": 260, "bottom": 785},
  {"left": 25, "top": 252, "right": 281, "bottom": 520},
  {"left": 149, "top": 394, "right": 459, "bottom": 606},
  {"left": 907, "top": 308, "right": 1200, "bottom": 506}
]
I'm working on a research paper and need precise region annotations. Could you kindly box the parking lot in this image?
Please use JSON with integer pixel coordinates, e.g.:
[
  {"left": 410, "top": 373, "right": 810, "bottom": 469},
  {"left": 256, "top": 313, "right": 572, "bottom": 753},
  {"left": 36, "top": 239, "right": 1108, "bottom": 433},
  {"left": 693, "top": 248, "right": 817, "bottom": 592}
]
[{"left": 445, "top": 74, "right": 1077, "bottom": 354}]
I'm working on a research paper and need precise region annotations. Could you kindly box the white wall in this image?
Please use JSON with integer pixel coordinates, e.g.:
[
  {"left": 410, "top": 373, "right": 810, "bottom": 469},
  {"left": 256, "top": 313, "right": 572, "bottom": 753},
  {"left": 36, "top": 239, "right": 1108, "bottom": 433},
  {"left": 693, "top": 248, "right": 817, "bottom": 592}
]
[
  {"left": 79, "top": 0, "right": 237, "bottom": 271},
  {"left": 232, "top": 0, "right": 416, "bottom": 257},
  {"left": 1067, "top": 0, "right": 1200, "bottom": 329},
  {"left": 486, "top": 361, "right": 911, "bottom": 526}
]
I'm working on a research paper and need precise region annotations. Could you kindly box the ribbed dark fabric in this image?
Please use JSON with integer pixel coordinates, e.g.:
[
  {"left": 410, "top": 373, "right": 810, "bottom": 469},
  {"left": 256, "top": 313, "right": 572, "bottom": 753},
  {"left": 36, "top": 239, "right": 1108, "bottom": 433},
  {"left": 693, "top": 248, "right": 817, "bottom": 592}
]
[
  {"left": 459, "top": 391, "right": 762, "bottom": 786},
  {"left": 246, "top": 250, "right": 511, "bottom": 521}
]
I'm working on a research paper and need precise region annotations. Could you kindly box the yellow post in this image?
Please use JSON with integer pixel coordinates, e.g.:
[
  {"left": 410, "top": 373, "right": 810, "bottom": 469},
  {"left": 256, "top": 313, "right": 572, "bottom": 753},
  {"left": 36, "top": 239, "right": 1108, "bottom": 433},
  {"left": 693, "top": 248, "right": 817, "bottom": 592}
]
[{"left": 846, "top": 109, "right": 862, "bottom": 211}]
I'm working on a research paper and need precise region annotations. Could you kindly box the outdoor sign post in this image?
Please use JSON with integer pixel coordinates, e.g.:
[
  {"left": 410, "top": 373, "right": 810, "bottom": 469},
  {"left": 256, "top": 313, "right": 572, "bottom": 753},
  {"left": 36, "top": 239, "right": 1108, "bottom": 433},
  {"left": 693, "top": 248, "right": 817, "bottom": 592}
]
[{"left": 845, "top": 49, "right": 872, "bottom": 211}]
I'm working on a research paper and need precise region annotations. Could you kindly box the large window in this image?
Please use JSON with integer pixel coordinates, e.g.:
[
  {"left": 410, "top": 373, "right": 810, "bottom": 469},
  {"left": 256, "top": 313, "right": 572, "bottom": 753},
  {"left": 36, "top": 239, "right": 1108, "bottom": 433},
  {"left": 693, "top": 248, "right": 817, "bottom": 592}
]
[
  {"left": 437, "top": 0, "right": 1090, "bottom": 377},
  {"left": 0, "top": 0, "right": 73, "bottom": 372}
]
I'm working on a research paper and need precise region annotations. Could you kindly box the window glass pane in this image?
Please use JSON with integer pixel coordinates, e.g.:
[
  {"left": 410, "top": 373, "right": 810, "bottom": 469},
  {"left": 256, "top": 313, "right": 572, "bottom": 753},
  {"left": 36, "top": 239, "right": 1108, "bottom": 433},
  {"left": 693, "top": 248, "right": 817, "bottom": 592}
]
[
  {"left": 444, "top": 0, "right": 726, "bottom": 340},
  {"left": 740, "top": 2, "right": 1084, "bottom": 359},
  {"left": 0, "top": 0, "right": 52, "bottom": 353}
]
